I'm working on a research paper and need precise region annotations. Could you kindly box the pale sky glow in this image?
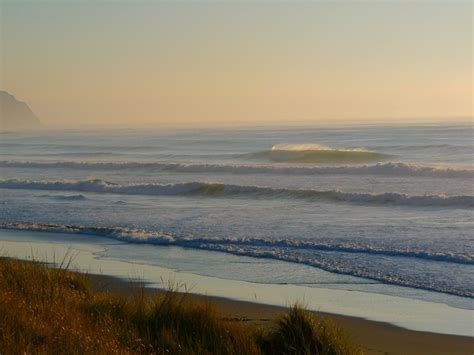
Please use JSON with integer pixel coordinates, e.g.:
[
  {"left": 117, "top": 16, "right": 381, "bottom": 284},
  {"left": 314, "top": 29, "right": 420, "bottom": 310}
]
[{"left": 1, "top": 0, "right": 472, "bottom": 128}]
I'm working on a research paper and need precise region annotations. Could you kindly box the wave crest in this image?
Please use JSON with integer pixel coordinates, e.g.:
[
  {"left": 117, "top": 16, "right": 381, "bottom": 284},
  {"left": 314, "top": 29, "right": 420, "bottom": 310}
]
[
  {"left": 248, "top": 144, "right": 387, "bottom": 163},
  {"left": 271, "top": 143, "right": 371, "bottom": 152},
  {"left": 1, "top": 160, "right": 472, "bottom": 178},
  {"left": 1, "top": 178, "right": 472, "bottom": 208}
]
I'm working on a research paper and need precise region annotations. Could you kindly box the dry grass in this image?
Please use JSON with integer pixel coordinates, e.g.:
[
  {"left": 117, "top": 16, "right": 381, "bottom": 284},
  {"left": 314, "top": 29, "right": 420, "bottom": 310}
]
[
  {"left": 0, "top": 257, "right": 362, "bottom": 354},
  {"left": 259, "top": 304, "right": 361, "bottom": 355}
]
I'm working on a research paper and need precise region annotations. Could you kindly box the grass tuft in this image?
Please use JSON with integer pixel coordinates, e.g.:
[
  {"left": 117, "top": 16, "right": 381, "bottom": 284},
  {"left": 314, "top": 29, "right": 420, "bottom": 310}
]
[
  {"left": 0, "top": 257, "right": 361, "bottom": 354},
  {"left": 259, "top": 304, "right": 361, "bottom": 354}
]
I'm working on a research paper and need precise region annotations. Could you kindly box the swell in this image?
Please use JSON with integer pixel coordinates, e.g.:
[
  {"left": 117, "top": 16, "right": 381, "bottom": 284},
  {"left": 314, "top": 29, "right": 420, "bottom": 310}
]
[
  {"left": 1, "top": 222, "right": 472, "bottom": 297},
  {"left": 246, "top": 149, "right": 386, "bottom": 163},
  {"left": 39, "top": 194, "right": 87, "bottom": 201},
  {"left": 1, "top": 160, "right": 472, "bottom": 178},
  {"left": 0, "top": 178, "right": 473, "bottom": 208},
  {"left": 371, "top": 144, "right": 470, "bottom": 151},
  {"left": 270, "top": 143, "right": 372, "bottom": 152}
]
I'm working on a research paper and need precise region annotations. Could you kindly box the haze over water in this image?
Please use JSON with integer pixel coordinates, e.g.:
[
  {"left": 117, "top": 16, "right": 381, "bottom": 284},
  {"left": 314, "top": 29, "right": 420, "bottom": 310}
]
[{"left": 2, "top": 1, "right": 472, "bottom": 128}]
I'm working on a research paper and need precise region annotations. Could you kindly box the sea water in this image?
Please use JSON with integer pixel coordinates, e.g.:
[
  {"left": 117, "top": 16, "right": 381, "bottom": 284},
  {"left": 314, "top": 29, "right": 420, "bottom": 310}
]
[{"left": 1, "top": 122, "right": 473, "bottom": 309}]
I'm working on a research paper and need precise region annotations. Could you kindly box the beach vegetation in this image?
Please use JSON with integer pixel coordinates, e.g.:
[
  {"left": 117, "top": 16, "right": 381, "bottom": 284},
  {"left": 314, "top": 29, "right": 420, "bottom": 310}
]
[{"left": 0, "top": 257, "right": 361, "bottom": 354}]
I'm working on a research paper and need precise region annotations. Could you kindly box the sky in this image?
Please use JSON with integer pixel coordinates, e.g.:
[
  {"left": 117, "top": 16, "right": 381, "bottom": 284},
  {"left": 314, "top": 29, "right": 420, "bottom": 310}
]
[{"left": 1, "top": 0, "right": 472, "bottom": 128}]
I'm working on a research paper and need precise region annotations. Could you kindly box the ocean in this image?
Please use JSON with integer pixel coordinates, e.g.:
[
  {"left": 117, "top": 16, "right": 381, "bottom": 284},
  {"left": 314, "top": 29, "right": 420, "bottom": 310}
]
[{"left": 1, "top": 122, "right": 473, "bottom": 309}]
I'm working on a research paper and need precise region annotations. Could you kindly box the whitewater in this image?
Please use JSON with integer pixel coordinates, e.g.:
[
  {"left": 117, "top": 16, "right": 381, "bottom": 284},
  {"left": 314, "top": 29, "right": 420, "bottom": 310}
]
[{"left": 1, "top": 123, "right": 473, "bottom": 304}]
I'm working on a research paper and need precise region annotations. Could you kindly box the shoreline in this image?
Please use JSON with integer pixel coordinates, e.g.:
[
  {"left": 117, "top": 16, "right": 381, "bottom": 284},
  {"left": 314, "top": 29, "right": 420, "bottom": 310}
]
[
  {"left": 88, "top": 272, "right": 473, "bottom": 355},
  {"left": 0, "top": 230, "right": 473, "bottom": 354}
]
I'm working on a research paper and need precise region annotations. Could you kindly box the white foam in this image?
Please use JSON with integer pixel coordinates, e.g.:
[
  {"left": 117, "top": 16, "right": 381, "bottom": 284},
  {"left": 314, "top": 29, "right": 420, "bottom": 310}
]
[
  {"left": 1, "top": 222, "right": 473, "bottom": 297},
  {"left": 271, "top": 143, "right": 370, "bottom": 152}
]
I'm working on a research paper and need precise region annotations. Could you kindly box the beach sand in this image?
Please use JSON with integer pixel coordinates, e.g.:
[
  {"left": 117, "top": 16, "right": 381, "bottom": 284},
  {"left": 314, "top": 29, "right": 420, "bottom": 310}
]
[{"left": 89, "top": 273, "right": 473, "bottom": 355}]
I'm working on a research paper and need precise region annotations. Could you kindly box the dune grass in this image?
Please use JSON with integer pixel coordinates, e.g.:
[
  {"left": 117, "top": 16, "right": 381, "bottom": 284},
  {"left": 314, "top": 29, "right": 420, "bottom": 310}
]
[{"left": 0, "top": 257, "right": 361, "bottom": 354}]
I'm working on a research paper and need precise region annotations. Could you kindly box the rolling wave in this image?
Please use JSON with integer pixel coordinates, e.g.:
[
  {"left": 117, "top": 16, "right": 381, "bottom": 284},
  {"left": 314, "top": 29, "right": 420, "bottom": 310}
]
[
  {"left": 271, "top": 143, "right": 371, "bottom": 152},
  {"left": 246, "top": 143, "right": 387, "bottom": 163},
  {"left": 1, "top": 160, "right": 471, "bottom": 178},
  {"left": 0, "top": 178, "right": 472, "bottom": 208},
  {"left": 1, "top": 222, "right": 472, "bottom": 297},
  {"left": 247, "top": 150, "right": 386, "bottom": 163}
]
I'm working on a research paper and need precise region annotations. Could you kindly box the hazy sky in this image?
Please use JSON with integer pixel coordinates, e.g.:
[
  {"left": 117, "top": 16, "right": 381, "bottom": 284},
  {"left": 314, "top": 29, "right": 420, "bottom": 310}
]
[{"left": 1, "top": 0, "right": 472, "bottom": 128}]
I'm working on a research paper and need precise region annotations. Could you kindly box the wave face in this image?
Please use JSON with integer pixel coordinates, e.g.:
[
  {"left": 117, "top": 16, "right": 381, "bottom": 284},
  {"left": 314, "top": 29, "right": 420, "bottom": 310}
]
[
  {"left": 2, "top": 160, "right": 471, "bottom": 178},
  {"left": 2, "top": 222, "right": 472, "bottom": 297},
  {"left": 1, "top": 178, "right": 472, "bottom": 208},
  {"left": 271, "top": 143, "right": 371, "bottom": 152},
  {"left": 246, "top": 143, "right": 387, "bottom": 163}
]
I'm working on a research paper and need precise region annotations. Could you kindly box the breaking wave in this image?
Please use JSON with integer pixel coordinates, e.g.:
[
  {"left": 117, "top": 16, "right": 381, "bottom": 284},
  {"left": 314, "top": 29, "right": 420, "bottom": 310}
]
[
  {"left": 1, "top": 178, "right": 472, "bottom": 208},
  {"left": 1, "top": 160, "right": 471, "bottom": 178},
  {"left": 246, "top": 144, "right": 387, "bottom": 163},
  {"left": 271, "top": 143, "right": 371, "bottom": 152},
  {"left": 1, "top": 222, "right": 472, "bottom": 297}
]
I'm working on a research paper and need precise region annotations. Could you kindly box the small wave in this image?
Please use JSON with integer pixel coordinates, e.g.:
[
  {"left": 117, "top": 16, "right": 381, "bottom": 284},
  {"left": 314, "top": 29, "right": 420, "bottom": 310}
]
[
  {"left": 1, "top": 178, "right": 472, "bottom": 208},
  {"left": 40, "top": 194, "right": 87, "bottom": 201},
  {"left": 370, "top": 144, "right": 469, "bottom": 151},
  {"left": 249, "top": 149, "right": 386, "bottom": 164},
  {"left": 113, "top": 200, "right": 127, "bottom": 205},
  {"left": 1, "top": 160, "right": 471, "bottom": 178},
  {"left": 271, "top": 143, "right": 371, "bottom": 152},
  {"left": 242, "top": 143, "right": 387, "bottom": 163},
  {"left": 43, "top": 152, "right": 116, "bottom": 157},
  {"left": 1, "top": 222, "right": 472, "bottom": 297}
]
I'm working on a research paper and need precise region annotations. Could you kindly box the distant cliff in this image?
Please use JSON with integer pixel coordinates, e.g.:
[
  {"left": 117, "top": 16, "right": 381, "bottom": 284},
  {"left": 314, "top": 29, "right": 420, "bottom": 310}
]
[{"left": 0, "top": 91, "right": 41, "bottom": 130}]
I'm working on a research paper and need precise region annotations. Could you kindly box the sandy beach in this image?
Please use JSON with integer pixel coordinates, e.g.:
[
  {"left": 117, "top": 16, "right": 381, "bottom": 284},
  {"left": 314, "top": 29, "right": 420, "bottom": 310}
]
[{"left": 89, "top": 273, "right": 473, "bottom": 355}]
